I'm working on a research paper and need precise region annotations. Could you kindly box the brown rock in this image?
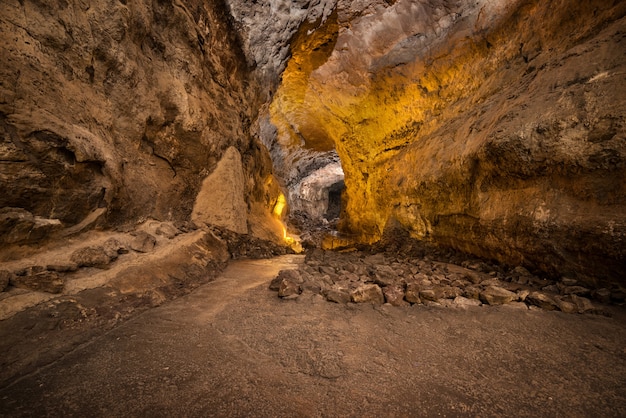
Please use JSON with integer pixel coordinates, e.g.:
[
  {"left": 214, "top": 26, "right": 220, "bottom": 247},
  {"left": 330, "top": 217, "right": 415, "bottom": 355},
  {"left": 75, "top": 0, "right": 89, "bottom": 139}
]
[
  {"left": 130, "top": 232, "right": 157, "bottom": 253},
  {"left": 324, "top": 287, "right": 351, "bottom": 304},
  {"left": 479, "top": 286, "right": 518, "bottom": 305},
  {"left": 593, "top": 288, "right": 612, "bottom": 304},
  {"left": 383, "top": 285, "right": 408, "bottom": 307},
  {"left": 526, "top": 291, "right": 559, "bottom": 311},
  {"left": 570, "top": 295, "right": 596, "bottom": 314},
  {"left": 0, "top": 270, "right": 11, "bottom": 292},
  {"left": 11, "top": 270, "right": 64, "bottom": 294},
  {"left": 70, "top": 246, "right": 112, "bottom": 269},
  {"left": 278, "top": 279, "right": 301, "bottom": 298},
  {"left": 419, "top": 289, "right": 440, "bottom": 302},
  {"left": 405, "top": 282, "right": 421, "bottom": 304},
  {"left": 453, "top": 296, "right": 482, "bottom": 308},
  {"left": 555, "top": 298, "right": 577, "bottom": 314},
  {"left": 351, "top": 284, "right": 384, "bottom": 304}
]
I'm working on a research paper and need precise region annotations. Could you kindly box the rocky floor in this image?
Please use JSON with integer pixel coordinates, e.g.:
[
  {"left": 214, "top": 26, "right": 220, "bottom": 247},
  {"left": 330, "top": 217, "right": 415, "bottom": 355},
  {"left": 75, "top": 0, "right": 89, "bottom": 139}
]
[
  {"left": 0, "top": 255, "right": 625, "bottom": 417},
  {"left": 270, "top": 248, "right": 625, "bottom": 315}
]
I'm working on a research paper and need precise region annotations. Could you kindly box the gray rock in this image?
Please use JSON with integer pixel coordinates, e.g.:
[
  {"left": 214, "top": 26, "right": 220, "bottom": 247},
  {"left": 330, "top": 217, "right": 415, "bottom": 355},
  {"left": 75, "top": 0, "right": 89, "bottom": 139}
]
[
  {"left": 70, "top": 246, "right": 113, "bottom": 268},
  {"left": 130, "top": 232, "right": 157, "bottom": 253},
  {"left": 526, "top": 291, "right": 558, "bottom": 311},
  {"left": 383, "top": 285, "right": 408, "bottom": 307},
  {"left": 351, "top": 284, "right": 384, "bottom": 304},
  {"left": 479, "top": 286, "right": 518, "bottom": 305}
]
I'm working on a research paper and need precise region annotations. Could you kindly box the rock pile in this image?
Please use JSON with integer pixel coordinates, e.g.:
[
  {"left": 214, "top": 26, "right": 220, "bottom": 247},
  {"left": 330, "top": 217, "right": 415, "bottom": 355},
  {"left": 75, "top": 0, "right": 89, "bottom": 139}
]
[{"left": 270, "top": 249, "right": 625, "bottom": 314}]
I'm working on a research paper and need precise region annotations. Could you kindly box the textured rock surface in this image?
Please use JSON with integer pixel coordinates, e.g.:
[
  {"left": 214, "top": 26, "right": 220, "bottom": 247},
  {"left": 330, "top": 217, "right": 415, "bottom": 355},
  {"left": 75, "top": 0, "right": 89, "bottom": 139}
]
[
  {"left": 0, "top": 0, "right": 284, "bottom": 247},
  {"left": 257, "top": 0, "right": 626, "bottom": 286}
]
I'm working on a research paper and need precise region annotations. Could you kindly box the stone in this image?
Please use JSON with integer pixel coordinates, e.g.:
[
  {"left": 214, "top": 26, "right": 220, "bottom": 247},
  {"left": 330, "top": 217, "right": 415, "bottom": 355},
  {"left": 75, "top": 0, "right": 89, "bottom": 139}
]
[
  {"left": 269, "top": 269, "right": 302, "bottom": 291},
  {"left": 463, "top": 286, "right": 481, "bottom": 300},
  {"left": 10, "top": 270, "right": 64, "bottom": 294},
  {"left": 0, "top": 270, "right": 11, "bottom": 292},
  {"left": 561, "top": 277, "right": 578, "bottom": 286},
  {"left": 562, "top": 286, "right": 591, "bottom": 297},
  {"left": 526, "top": 292, "right": 559, "bottom": 311},
  {"left": 479, "top": 286, "right": 518, "bottom": 306},
  {"left": 191, "top": 147, "right": 248, "bottom": 234},
  {"left": 611, "top": 288, "right": 626, "bottom": 304},
  {"left": 155, "top": 223, "right": 180, "bottom": 239},
  {"left": 129, "top": 232, "right": 157, "bottom": 253},
  {"left": 593, "top": 288, "right": 612, "bottom": 304},
  {"left": 555, "top": 298, "right": 577, "bottom": 314},
  {"left": 278, "top": 279, "right": 301, "bottom": 298},
  {"left": 517, "top": 289, "right": 530, "bottom": 302},
  {"left": 453, "top": 296, "right": 482, "bottom": 308},
  {"left": 351, "top": 284, "right": 384, "bottom": 305},
  {"left": 0, "top": 208, "right": 62, "bottom": 246},
  {"left": 404, "top": 282, "right": 421, "bottom": 304},
  {"left": 419, "top": 289, "right": 440, "bottom": 302},
  {"left": 102, "top": 238, "right": 125, "bottom": 260},
  {"left": 383, "top": 285, "right": 408, "bottom": 307},
  {"left": 324, "top": 286, "right": 351, "bottom": 304},
  {"left": 570, "top": 295, "right": 596, "bottom": 314},
  {"left": 46, "top": 263, "right": 79, "bottom": 273},
  {"left": 70, "top": 246, "right": 113, "bottom": 269},
  {"left": 441, "top": 286, "right": 463, "bottom": 299}
]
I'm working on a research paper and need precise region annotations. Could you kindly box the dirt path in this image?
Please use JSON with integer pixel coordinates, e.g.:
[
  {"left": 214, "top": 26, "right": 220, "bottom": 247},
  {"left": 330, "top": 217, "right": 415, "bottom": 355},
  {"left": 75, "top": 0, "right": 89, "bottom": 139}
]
[{"left": 1, "top": 255, "right": 625, "bottom": 417}]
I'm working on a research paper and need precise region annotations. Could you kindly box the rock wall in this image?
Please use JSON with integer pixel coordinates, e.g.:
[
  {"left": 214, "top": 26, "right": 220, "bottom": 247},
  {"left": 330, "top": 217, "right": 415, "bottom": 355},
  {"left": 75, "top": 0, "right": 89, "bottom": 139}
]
[
  {"left": 0, "top": 0, "right": 283, "bottom": 245},
  {"left": 254, "top": 0, "right": 626, "bottom": 286}
]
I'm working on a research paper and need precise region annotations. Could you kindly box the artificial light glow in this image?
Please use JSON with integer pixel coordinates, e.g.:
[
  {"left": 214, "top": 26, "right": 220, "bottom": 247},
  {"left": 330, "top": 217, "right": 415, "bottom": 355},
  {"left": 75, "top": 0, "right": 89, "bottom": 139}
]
[{"left": 273, "top": 193, "right": 287, "bottom": 218}]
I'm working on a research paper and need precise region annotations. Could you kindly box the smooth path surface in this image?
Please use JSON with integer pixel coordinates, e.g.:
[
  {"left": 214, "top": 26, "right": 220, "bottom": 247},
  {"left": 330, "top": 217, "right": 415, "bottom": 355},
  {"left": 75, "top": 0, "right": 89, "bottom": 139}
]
[{"left": 1, "top": 255, "right": 625, "bottom": 417}]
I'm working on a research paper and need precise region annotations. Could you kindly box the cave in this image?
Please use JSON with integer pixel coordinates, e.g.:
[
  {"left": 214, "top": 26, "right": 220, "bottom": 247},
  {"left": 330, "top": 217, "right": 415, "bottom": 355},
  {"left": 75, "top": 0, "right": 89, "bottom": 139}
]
[
  {"left": 1, "top": 0, "right": 625, "bottom": 415},
  {"left": 325, "top": 180, "right": 345, "bottom": 221}
]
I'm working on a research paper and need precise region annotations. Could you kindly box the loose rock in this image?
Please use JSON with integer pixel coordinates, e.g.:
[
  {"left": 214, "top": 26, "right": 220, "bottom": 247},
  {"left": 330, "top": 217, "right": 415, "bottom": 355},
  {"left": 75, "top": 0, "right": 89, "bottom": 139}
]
[
  {"left": 0, "top": 270, "right": 11, "bottom": 292},
  {"left": 480, "top": 286, "right": 518, "bottom": 306},
  {"left": 11, "top": 270, "right": 64, "bottom": 293},
  {"left": 383, "top": 285, "right": 408, "bottom": 307},
  {"left": 70, "top": 246, "right": 113, "bottom": 268},
  {"left": 130, "top": 232, "right": 157, "bottom": 253},
  {"left": 526, "top": 291, "right": 559, "bottom": 311},
  {"left": 351, "top": 284, "right": 384, "bottom": 304}
]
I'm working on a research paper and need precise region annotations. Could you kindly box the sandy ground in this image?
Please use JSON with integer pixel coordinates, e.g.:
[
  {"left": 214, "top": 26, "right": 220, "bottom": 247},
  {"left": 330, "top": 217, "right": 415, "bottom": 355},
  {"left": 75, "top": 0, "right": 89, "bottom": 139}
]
[{"left": 0, "top": 255, "right": 625, "bottom": 417}]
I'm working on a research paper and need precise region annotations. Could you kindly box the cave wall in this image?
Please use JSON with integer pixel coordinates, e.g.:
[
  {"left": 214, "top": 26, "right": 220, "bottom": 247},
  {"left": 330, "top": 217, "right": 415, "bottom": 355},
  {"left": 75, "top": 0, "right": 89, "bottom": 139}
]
[
  {"left": 0, "top": 0, "right": 284, "bottom": 244},
  {"left": 243, "top": 0, "right": 626, "bottom": 286}
]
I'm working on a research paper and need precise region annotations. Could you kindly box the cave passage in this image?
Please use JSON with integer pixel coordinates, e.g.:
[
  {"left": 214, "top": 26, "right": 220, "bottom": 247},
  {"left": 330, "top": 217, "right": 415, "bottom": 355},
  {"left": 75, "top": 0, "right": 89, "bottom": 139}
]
[{"left": 325, "top": 180, "right": 344, "bottom": 221}]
